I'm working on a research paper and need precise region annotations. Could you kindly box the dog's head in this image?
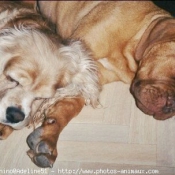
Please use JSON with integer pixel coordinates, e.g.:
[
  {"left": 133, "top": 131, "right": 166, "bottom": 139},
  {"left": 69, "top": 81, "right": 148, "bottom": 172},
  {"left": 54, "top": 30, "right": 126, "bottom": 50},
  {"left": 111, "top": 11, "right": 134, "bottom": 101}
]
[
  {"left": 0, "top": 3, "right": 66, "bottom": 129},
  {"left": 0, "top": 28, "right": 64, "bottom": 129},
  {"left": 131, "top": 17, "right": 175, "bottom": 120}
]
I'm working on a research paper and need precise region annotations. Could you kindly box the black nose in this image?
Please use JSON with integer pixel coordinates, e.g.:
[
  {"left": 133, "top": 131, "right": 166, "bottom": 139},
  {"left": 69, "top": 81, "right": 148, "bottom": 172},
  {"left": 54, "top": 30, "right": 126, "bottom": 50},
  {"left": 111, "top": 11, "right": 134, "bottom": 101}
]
[{"left": 6, "top": 107, "right": 25, "bottom": 123}]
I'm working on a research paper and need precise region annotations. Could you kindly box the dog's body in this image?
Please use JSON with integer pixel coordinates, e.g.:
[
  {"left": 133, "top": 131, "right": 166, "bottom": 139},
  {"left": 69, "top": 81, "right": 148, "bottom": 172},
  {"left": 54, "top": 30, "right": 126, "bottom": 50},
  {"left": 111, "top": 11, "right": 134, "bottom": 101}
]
[
  {"left": 38, "top": 1, "right": 168, "bottom": 84},
  {"left": 2, "top": 1, "right": 175, "bottom": 168},
  {"left": 29, "top": 1, "right": 175, "bottom": 167},
  {"left": 38, "top": 1, "right": 175, "bottom": 120}
]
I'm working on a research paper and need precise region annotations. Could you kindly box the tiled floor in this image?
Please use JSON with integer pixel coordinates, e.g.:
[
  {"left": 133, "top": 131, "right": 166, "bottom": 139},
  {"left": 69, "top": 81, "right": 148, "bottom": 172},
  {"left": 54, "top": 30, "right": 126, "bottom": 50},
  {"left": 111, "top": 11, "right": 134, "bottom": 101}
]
[{"left": 0, "top": 82, "right": 175, "bottom": 175}]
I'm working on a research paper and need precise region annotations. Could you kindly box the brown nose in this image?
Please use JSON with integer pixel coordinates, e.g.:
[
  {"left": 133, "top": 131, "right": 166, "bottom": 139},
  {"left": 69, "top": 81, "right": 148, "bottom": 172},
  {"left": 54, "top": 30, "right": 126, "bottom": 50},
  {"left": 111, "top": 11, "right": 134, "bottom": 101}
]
[
  {"left": 162, "top": 96, "right": 175, "bottom": 114},
  {"left": 6, "top": 106, "right": 25, "bottom": 123}
]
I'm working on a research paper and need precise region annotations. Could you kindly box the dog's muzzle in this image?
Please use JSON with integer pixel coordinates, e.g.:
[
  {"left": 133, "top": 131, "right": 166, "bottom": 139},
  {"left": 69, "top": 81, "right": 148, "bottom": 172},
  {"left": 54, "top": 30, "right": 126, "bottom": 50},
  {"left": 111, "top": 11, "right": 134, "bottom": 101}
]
[
  {"left": 6, "top": 106, "right": 25, "bottom": 123},
  {"left": 130, "top": 79, "right": 175, "bottom": 120}
]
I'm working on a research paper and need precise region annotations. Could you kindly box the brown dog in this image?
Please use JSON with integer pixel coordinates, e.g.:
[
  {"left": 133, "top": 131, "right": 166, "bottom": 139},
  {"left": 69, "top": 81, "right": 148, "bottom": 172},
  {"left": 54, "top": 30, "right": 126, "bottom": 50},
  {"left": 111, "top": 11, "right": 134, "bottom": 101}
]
[
  {"left": 37, "top": 1, "right": 175, "bottom": 121},
  {"left": 26, "top": 1, "right": 175, "bottom": 168},
  {"left": 2, "top": 1, "right": 175, "bottom": 168}
]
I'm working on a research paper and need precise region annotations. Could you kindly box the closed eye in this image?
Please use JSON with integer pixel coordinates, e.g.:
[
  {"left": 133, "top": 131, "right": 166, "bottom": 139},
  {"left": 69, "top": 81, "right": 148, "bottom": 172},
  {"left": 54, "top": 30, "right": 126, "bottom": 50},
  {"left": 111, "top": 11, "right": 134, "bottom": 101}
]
[
  {"left": 6, "top": 75, "right": 19, "bottom": 85},
  {"left": 35, "top": 97, "right": 42, "bottom": 100}
]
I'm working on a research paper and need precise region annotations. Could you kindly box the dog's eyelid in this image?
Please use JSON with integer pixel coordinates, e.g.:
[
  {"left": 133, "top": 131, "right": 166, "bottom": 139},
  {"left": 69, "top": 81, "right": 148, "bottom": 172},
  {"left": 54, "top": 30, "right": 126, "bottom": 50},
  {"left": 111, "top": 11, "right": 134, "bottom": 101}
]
[
  {"left": 35, "top": 97, "right": 42, "bottom": 100},
  {"left": 6, "top": 75, "right": 19, "bottom": 84}
]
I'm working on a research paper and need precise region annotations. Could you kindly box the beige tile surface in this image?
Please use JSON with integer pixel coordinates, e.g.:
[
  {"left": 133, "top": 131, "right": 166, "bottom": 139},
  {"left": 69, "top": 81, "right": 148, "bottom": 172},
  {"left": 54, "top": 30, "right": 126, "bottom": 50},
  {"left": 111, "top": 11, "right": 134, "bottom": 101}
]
[
  {"left": 0, "top": 82, "right": 175, "bottom": 175},
  {"left": 102, "top": 83, "right": 132, "bottom": 126},
  {"left": 58, "top": 141, "right": 156, "bottom": 165},
  {"left": 129, "top": 108, "right": 157, "bottom": 145},
  {"left": 60, "top": 123, "right": 129, "bottom": 143},
  {"left": 157, "top": 118, "right": 175, "bottom": 167}
]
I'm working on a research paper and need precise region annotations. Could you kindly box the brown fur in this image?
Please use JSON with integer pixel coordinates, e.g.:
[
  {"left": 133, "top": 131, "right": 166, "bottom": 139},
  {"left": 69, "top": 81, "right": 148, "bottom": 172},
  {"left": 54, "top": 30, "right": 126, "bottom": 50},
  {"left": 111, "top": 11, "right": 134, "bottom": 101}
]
[
  {"left": 37, "top": 1, "right": 175, "bottom": 120},
  {"left": 27, "top": 97, "right": 84, "bottom": 167},
  {"left": 0, "top": 123, "right": 13, "bottom": 140}
]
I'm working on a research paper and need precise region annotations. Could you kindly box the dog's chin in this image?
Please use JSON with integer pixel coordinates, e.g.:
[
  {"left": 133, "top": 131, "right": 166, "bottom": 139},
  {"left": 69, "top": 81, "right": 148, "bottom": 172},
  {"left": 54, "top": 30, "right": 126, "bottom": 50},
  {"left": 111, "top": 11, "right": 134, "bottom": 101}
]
[
  {"left": 131, "top": 79, "right": 175, "bottom": 120},
  {"left": 2, "top": 118, "right": 30, "bottom": 130},
  {"left": 136, "top": 100, "right": 175, "bottom": 120}
]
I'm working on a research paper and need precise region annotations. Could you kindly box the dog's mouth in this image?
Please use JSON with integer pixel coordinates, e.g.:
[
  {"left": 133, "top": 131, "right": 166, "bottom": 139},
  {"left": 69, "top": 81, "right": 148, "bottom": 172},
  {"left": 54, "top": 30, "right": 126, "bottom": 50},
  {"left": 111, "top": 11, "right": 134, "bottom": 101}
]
[{"left": 131, "top": 79, "right": 175, "bottom": 120}]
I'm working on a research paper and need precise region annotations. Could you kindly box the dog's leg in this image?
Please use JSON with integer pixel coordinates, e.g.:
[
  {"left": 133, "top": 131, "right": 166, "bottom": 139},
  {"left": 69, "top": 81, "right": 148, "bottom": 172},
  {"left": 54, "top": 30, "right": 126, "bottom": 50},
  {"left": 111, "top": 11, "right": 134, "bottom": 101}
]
[
  {"left": 26, "top": 97, "right": 85, "bottom": 168},
  {"left": 0, "top": 123, "right": 13, "bottom": 140}
]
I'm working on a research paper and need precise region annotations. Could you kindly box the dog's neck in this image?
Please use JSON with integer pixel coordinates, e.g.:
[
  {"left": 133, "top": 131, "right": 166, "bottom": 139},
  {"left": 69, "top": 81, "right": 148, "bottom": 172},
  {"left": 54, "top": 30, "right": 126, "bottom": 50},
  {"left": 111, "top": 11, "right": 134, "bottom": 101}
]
[{"left": 56, "top": 41, "right": 101, "bottom": 107}]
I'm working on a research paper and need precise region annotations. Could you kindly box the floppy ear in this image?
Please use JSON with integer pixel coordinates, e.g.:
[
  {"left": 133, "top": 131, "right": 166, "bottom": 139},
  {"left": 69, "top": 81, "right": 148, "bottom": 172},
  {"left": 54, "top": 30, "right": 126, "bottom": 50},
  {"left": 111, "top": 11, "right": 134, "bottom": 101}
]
[{"left": 135, "top": 17, "right": 175, "bottom": 61}]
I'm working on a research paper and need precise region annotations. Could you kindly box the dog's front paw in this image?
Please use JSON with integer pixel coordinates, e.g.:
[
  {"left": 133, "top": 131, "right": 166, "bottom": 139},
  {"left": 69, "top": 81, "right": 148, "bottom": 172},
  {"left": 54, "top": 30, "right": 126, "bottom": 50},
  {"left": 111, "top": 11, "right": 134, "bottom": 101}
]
[
  {"left": 26, "top": 118, "right": 59, "bottom": 168},
  {"left": 27, "top": 97, "right": 85, "bottom": 168},
  {"left": 0, "top": 123, "right": 13, "bottom": 140}
]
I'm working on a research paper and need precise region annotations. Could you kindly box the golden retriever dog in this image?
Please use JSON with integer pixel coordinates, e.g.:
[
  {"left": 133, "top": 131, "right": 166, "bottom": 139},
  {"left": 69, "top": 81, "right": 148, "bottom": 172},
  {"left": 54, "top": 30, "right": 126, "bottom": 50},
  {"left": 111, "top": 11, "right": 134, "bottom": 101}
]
[
  {"left": 0, "top": 1, "right": 100, "bottom": 167},
  {"left": 0, "top": 1, "right": 99, "bottom": 129},
  {"left": 2, "top": 1, "right": 175, "bottom": 168}
]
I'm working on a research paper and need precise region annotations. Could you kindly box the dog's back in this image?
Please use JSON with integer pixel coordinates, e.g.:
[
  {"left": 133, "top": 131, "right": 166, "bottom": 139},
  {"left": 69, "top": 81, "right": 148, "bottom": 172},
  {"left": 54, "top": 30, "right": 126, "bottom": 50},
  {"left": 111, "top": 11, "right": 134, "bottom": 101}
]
[{"left": 38, "top": 1, "right": 171, "bottom": 84}]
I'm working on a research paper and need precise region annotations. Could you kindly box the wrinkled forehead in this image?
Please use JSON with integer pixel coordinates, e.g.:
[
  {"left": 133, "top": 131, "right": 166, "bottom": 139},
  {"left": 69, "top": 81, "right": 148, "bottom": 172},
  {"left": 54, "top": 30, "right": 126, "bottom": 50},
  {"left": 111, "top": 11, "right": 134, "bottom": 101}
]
[
  {"left": 133, "top": 78, "right": 175, "bottom": 89},
  {"left": 141, "top": 42, "right": 175, "bottom": 63}
]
